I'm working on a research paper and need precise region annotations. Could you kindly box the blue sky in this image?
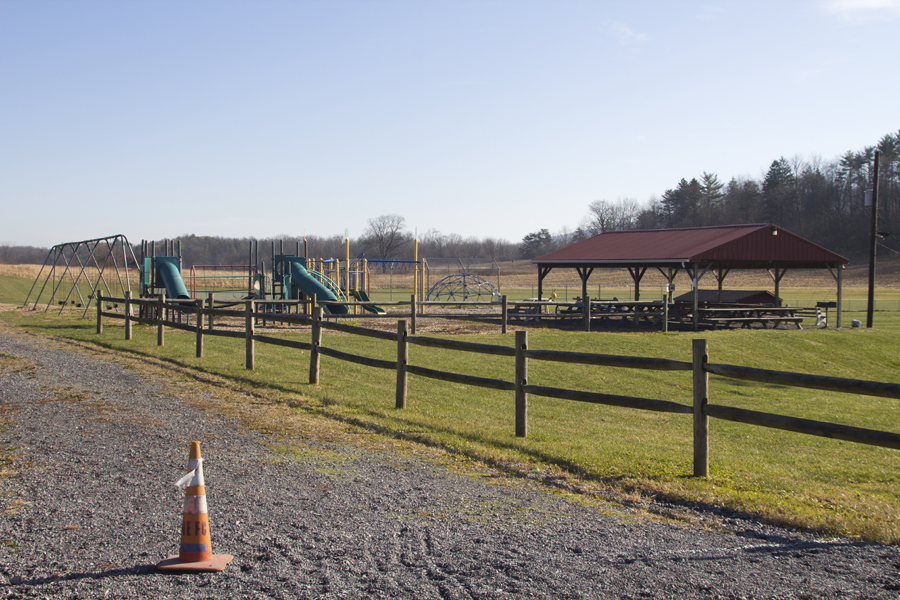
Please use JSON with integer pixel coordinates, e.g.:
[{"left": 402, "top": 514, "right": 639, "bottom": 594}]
[{"left": 2, "top": 0, "right": 898, "bottom": 248}]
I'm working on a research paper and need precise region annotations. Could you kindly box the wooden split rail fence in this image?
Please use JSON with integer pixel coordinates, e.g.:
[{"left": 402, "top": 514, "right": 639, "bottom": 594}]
[{"left": 97, "top": 292, "right": 900, "bottom": 477}]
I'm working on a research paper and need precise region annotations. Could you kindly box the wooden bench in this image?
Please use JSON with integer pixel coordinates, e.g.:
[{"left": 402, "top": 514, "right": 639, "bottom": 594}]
[
  {"left": 703, "top": 316, "right": 805, "bottom": 329},
  {"left": 507, "top": 302, "right": 543, "bottom": 323}
]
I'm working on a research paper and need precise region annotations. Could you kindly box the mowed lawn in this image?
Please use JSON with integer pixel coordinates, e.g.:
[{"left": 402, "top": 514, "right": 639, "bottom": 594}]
[{"left": 2, "top": 278, "right": 899, "bottom": 543}]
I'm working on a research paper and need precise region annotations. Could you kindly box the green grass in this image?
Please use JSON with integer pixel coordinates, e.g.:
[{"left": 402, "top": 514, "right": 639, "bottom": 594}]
[
  {"left": 1, "top": 275, "right": 41, "bottom": 305},
  {"left": 3, "top": 277, "right": 900, "bottom": 543},
  {"left": 0, "top": 274, "right": 129, "bottom": 310}
]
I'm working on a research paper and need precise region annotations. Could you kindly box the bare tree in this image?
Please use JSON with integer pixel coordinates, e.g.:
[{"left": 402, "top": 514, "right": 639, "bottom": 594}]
[
  {"left": 419, "top": 229, "right": 448, "bottom": 258},
  {"left": 360, "top": 214, "right": 412, "bottom": 260},
  {"left": 585, "top": 198, "right": 641, "bottom": 235}
]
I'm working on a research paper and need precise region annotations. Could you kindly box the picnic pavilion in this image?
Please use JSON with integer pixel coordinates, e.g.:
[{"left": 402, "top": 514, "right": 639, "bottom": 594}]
[{"left": 532, "top": 224, "right": 850, "bottom": 329}]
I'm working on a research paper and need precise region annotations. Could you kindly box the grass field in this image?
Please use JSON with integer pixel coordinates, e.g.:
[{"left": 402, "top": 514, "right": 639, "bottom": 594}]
[
  {"left": 1, "top": 286, "right": 899, "bottom": 543},
  {"left": 3, "top": 264, "right": 900, "bottom": 542}
]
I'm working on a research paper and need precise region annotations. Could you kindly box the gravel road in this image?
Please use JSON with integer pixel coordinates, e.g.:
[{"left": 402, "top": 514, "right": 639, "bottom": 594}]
[{"left": 1, "top": 327, "right": 898, "bottom": 599}]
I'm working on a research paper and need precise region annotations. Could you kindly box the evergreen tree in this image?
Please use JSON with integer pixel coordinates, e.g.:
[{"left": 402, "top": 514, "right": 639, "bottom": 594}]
[
  {"left": 699, "top": 172, "right": 724, "bottom": 225},
  {"left": 520, "top": 229, "right": 552, "bottom": 259},
  {"left": 660, "top": 178, "right": 703, "bottom": 227},
  {"left": 762, "top": 157, "right": 796, "bottom": 227}
]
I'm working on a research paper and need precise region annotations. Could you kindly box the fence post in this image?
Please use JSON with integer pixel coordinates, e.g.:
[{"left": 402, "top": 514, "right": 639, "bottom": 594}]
[
  {"left": 245, "top": 300, "right": 255, "bottom": 370},
  {"left": 692, "top": 338, "right": 709, "bottom": 477},
  {"left": 96, "top": 290, "right": 103, "bottom": 334},
  {"left": 157, "top": 293, "right": 165, "bottom": 346},
  {"left": 195, "top": 299, "right": 204, "bottom": 358},
  {"left": 501, "top": 295, "right": 508, "bottom": 334},
  {"left": 410, "top": 294, "right": 417, "bottom": 334},
  {"left": 309, "top": 305, "right": 321, "bottom": 384},
  {"left": 124, "top": 291, "right": 132, "bottom": 340},
  {"left": 583, "top": 298, "right": 591, "bottom": 332},
  {"left": 396, "top": 319, "right": 408, "bottom": 409},
  {"left": 663, "top": 300, "right": 668, "bottom": 333},
  {"left": 207, "top": 293, "right": 214, "bottom": 331},
  {"left": 515, "top": 330, "right": 528, "bottom": 437}
]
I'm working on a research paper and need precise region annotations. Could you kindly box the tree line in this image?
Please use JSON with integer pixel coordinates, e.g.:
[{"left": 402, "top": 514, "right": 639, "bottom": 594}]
[
  {"left": 535, "top": 129, "right": 899, "bottom": 261},
  {"left": 2, "top": 130, "right": 896, "bottom": 266}
]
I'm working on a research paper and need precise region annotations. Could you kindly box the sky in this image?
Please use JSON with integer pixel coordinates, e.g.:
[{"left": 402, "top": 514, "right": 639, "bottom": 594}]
[{"left": 1, "top": 0, "right": 898, "bottom": 249}]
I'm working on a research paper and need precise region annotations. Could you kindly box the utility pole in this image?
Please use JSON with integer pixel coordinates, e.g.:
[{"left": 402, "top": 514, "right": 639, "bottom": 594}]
[{"left": 866, "top": 150, "right": 880, "bottom": 328}]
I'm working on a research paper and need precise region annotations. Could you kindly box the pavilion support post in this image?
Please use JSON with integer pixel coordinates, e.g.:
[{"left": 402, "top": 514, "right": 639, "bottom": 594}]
[
  {"left": 768, "top": 267, "right": 788, "bottom": 307},
  {"left": 627, "top": 267, "right": 646, "bottom": 302},
  {"left": 668, "top": 267, "right": 677, "bottom": 303},
  {"left": 715, "top": 267, "right": 730, "bottom": 303},
  {"left": 575, "top": 266, "right": 593, "bottom": 302},
  {"left": 537, "top": 266, "right": 552, "bottom": 301},
  {"left": 657, "top": 267, "right": 680, "bottom": 303}
]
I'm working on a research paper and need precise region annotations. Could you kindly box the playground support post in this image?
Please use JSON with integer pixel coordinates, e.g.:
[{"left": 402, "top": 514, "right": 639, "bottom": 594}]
[
  {"left": 362, "top": 259, "right": 369, "bottom": 296},
  {"left": 396, "top": 319, "right": 408, "bottom": 409},
  {"left": 410, "top": 295, "right": 417, "bottom": 334},
  {"left": 515, "top": 330, "right": 528, "bottom": 438},
  {"left": 345, "top": 237, "right": 351, "bottom": 313},
  {"left": 692, "top": 338, "right": 709, "bottom": 477},
  {"left": 413, "top": 240, "right": 419, "bottom": 314},
  {"left": 420, "top": 258, "right": 426, "bottom": 312}
]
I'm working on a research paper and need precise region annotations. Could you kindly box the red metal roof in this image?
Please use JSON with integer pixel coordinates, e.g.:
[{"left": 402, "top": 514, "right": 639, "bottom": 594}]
[{"left": 534, "top": 224, "right": 848, "bottom": 267}]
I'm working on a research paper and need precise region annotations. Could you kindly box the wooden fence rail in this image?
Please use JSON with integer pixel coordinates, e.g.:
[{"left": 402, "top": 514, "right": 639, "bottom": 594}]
[{"left": 95, "top": 292, "right": 900, "bottom": 478}]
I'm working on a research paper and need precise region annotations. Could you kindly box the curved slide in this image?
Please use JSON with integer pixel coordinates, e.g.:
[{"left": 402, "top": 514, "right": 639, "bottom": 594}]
[
  {"left": 286, "top": 259, "right": 348, "bottom": 315},
  {"left": 351, "top": 290, "right": 385, "bottom": 314},
  {"left": 155, "top": 259, "right": 191, "bottom": 300}
]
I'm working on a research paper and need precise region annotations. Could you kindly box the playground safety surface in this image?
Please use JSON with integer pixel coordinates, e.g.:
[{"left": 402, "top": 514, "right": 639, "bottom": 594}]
[{"left": 1, "top": 323, "right": 899, "bottom": 599}]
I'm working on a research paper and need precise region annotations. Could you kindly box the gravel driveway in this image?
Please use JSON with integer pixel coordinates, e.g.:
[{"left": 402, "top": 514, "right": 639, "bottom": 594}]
[{"left": 1, "top": 327, "right": 898, "bottom": 599}]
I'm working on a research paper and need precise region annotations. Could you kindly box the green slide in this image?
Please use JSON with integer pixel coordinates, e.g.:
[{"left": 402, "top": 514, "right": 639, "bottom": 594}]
[
  {"left": 286, "top": 259, "right": 348, "bottom": 315},
  {"left": 350, "top": 290, "right": 386, "bottom": 314},
  {"left": 154, "top": 257, "right": 191, "bottom": 301}
]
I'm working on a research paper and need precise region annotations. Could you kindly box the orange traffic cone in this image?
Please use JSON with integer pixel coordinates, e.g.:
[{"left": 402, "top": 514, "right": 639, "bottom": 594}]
[{"left": 157, "top": 441, "right": 234, "bottom": 572}]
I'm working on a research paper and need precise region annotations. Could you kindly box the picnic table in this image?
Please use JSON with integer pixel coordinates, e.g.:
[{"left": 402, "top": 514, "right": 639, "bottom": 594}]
[
  {"left": 508, "top": 299, "right": 666, "bottom": 329},
  {"left": 507, "top": 298, "right": 548, "bottom": 322},
  {"left": 696, "top": 305, "right": 808, "bottom": 329}
]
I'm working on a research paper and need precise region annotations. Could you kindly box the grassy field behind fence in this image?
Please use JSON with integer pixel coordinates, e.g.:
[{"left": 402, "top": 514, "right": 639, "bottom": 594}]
[{"left": 1, "top": 291, "right": 898, "bottom": 543}]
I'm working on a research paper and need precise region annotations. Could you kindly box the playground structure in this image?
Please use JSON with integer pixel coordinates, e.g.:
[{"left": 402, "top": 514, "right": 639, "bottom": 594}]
[
  {"left": 134, "top": 238, "right": 426, "bottom": 317},
  {"left": 422, "top": 257, "right": 501, "bottom": 294},
  {"left": 24, "top": 234, "right": 139, "bottom": 317},
  {"left": 426, "top": 273, "right": 501, "bottom": 303},
  {"left": 24, "top": 233, "right": 508, "bottom": 321},
  {"left": 23, "top": 235, "right": 560, "bottom": 329}
]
